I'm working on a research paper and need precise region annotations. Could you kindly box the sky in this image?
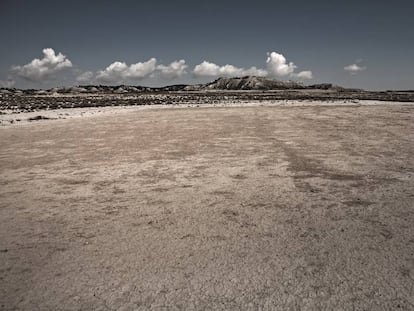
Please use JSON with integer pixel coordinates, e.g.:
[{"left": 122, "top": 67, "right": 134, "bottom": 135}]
[{"left": 0, "top": 0, "right": 413, "bottom": 90}]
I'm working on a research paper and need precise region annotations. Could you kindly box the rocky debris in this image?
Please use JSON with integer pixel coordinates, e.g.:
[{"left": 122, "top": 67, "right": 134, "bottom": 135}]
[
  {"left": 308, "top": 83, "right": 338, "bottom": 90},
  {"left": 28, "top": 115, "right": 53, "bottom": 121},
  {"left": 0, "top": 77, "right": 413, "bottom": 110},
  {"left": 1, "top": 90, "right": 413, "bottom": 114}
]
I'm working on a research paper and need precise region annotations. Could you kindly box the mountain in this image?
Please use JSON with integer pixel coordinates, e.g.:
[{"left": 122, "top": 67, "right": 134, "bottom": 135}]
[
  {"left": 0, "top": 76, "right": 361, "bottom": 94},
  {"left": 2, "top": 77, "right": 414, "bottom": 102},
  {"left": 200, "top": 76, "right": 305, "bottom": 90}
]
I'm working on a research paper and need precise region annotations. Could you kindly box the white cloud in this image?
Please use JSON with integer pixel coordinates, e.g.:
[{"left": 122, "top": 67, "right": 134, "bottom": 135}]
[
  {"left": 193, "top": 52, "right": 312, "bottom": 80},
  {"left": 193, "top": 61, "right": 220, "bottom": 77},
  {"left": 128, "top": 58, "right": 157, "bottom": 79},
  {"left": 95, "top": 58, "right": 189, "bottom": 83},
  {"left": 294, "top": 70, "right": 313, "bottom": 80},
  {"left": 12, "top": 48, "right": 72, "bottom": 81},
  {"left": 8, "top": 49, "right": 314, "bottom": 86},
  {"left": 241, "top": 66, "right": 268, "bottom": 77},
  {"left": 157, "top": 60, "right": 188, "bottom": 80},
  {"left": 193, "top": 61, "right": 267, "bottom": 77},
  {"left": 76, "top": 71, "right": 94, "bottom": 84},
  {"left": 96, "top": 58, "right": 157, "bottom": 84},
  {"left": 266, "top": 52, "right": 297, "bottom": 77},
  {"left": 344, "top": 63, "right": 366, "bottom": 74},
  {"left": 0, "top": 79, "right": 15, "bottom": 88}
]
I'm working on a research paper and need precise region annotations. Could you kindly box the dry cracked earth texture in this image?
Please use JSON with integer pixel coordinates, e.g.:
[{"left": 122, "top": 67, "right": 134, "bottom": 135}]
[{"left": 0, "top": 104, "right": 414, "bottom": 310}]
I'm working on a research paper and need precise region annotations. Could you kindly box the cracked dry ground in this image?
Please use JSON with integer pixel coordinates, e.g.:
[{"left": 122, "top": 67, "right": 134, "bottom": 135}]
[{"left": 0, "top": 104, "right": 413, "bottom": 310}]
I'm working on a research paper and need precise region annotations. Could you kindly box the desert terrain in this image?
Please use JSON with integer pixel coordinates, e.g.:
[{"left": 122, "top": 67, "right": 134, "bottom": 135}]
[{"left": 1, "top": 99, "right": 414, "bottom": 310}]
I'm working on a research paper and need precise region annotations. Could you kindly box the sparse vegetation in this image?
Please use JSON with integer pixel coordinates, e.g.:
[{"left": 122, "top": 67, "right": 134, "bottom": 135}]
[{"left": 0, "top": 76, "right": 413, "bottom": 114}]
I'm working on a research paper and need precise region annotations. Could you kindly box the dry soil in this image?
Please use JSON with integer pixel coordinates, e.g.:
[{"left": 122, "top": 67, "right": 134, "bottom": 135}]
[{"left": 0, "top": 103, "right": 413, "bottom": 310}]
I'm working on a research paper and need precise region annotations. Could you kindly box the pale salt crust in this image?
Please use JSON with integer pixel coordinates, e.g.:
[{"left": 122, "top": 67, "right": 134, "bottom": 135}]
[{"left": 0, "top": 100, "right": 410, "bottom": 127}]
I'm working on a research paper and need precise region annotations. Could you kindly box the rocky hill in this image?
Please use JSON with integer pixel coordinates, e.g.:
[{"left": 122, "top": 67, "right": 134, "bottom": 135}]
[
  {"left": 1, "top": 77, "right": 412, "bottom": 102},
  {"left": 201, "top": 76, "right": 305, "bottom": 90},
  {"left": 0, "top": 76, "right": 329, "bottom": 95}
]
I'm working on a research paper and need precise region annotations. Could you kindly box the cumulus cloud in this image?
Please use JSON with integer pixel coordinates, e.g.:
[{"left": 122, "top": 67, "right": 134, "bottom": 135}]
[
  {"left": 12, "top": 48, "right": 72, "bottom": 81},
  {"left": 294, "top": 70, "right": 313, "bottom": 80},
  {"left": 95, "top": 58, "right": 157, "bottom": 83},
  {"left": 94, "top": 58, "right": 189, "bottom": 83},
  {"left": 266, "top": 52, "right": 297, "bottom": 77},
  {"left": 157, "top": 60, "right": 188, "bottom": 80},
  {"left": 193, "top": 61, "right": 267, "bottom": 77},
  {"left": 193, "top": 52, "right": 312, "bottom": 80},
  {"left": 344, "top": 63, "right": 366, "bottom": 74},
  {"left": 8, "top": 48, "right": 314, "bottom": 86},
  {"left": 266, "top": 52, "right": 313, "bottom": 79},
  {"left": 76, "top": 71, "right": 94, "bottom": 84},
  {"left": 193, "top": 61, "right": 221, "bottom": 77},
  {"left": 241, "top": 66, "right": 267, "bottom": 77},
  {"left": 78, "top": 58, "right": 190, "bottom": 84}
]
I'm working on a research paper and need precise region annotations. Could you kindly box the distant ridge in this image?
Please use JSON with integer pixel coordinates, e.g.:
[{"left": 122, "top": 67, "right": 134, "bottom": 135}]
[
  {"left": 2, "top": 76, "right": 414, "bottom": 103},
  {"left": 201, "top": 76, "right": 305, "bottom": 90},
  {"left": 0, "top": 76, "right": 367, "bottom": 94}
]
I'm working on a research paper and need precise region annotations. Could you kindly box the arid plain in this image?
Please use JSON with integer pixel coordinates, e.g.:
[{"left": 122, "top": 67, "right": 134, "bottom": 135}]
[{"left": 1, "top": 102, "right": 414, "bottom": 310}]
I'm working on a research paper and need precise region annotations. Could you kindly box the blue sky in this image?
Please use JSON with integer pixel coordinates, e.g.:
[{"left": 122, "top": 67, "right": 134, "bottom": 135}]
[{"left": 0, "top": 0, "right": 413, "bottom": 90}]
